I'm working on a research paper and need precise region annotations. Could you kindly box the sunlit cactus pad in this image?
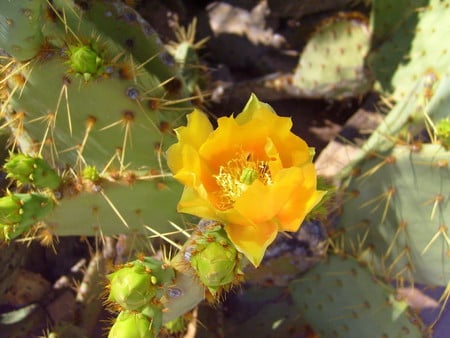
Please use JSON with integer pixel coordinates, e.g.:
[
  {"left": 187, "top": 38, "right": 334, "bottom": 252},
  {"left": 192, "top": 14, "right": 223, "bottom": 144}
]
[
  {"left": 293, "top": 12, "right": 372, "bottom": 99},
  {"left": 337, "top": 143, "right": 450, "bottom": 286},
  {"left": 368, "top": 0, "right": 450, "bottom": 100}
]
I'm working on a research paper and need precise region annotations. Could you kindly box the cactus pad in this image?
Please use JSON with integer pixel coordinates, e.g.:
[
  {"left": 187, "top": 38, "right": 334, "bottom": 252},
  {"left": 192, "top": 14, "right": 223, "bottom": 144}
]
[
  {"left": 337, "top": 143, "right": 450, "bottom": 286},
  {"left": 290, "top": 255, "right": 422, "bottom": 337},
  {"left": 369, "top": 0, "right": 450, "bottom": 99},
  {"left": 293, "top": 12, "right": 372, "bottom": 99}
]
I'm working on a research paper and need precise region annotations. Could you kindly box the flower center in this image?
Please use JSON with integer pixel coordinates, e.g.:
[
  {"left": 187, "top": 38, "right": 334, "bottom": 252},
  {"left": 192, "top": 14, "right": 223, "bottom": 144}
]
[{"left": 213, "top": 152, "right": 272, "bottom": 210}]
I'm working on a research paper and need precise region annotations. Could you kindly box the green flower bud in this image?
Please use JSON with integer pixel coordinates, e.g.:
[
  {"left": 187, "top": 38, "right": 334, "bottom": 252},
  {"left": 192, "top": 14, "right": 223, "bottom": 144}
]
[
  {"left": 107, "top": 261, "right": 157, "bottom": 311},
  {"left": 141, "top": 256, "right": 175, "bottom": 286},
  {"left": 189, "top": 227, "right": 242, "bottom": 295},
  {"left": 4, "top": 154, "right": 61, "bottom": 189},
  {"left": 108, "top": 311, "right": 155, "bottom": 338},
  {"left": 436, "top": 118, "right": 450, "bottom": 148},
  {"left": 68, "top": 44, "right": 103, "bottom": 79},
  {"left": 0, "top": 193, "right": 55, "bottom": 240},
  {"left": 82, "top": 165, "right": 100, "bottom": 182},
  {"left": 0, "top": 193, "right": 23, "bottom": 225}
]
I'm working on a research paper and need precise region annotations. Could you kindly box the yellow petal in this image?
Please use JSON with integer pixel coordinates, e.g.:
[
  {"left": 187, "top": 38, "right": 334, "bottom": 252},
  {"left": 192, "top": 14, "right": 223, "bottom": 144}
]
[
  {"left": 278, "top": 189, "right": 326, "bottom": 231},
  {"left": 168, "top": 144, "right": 200, "bottom": 186},
  {"left": 235, "top": 93, "right": 278, "bottom": 125},
  {"left": 273, "top": 164, "right": 326, "bottom": 231},
  {"left": 177, "top": 186, "right": 218, "bottom": 220},
  {"left": 225, "top": 220, "right": 278, "bottom": 267},
  {"left": 236, "top": 94, "right": 311, "bottom": 167},
  {"left": 233, "top": 179, "right": 279, "bottom": 225},
  {"left": 174, "top": 109, "right": 213, "bottom": 150},
  {"left": 167, "top": 109, "right": 212, "bottom": 176}
]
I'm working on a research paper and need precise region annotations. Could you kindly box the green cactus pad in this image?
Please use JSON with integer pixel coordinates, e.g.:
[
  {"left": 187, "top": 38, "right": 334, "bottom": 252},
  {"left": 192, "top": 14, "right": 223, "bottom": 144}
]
[
  {"left": 73, "top": 0, "right": 184, "bottom": 85},
  {"left": 1, "top": 0, "right": 194, "bottom": 239},
  {"left": 289, "top": 255, "right": 422, "bottom": 337},
  {"left": 339, "top": 70, "right": 444, "bottom": 177},
  {"left": 370, "top": 0, "right": 427, "bottom": 45},
  {"left": 338, "top": 143, "right": 450, "bottom": 286},
  {"left": 368, "top": 0, "right": 450, "bottom": 99},
  {"left": 43, "top": 176, "right": 184, "bottom": 237},
  {"left": 6, "top": 56, "right": 184, "bottom": 170},
  {"left": 196, "top": 285, "right": 306, "bottom": 338},
  {"left": 0, "top": 0, "right": 45, "bottom": 61},
  {"left": 292, "top": 12, "right": 372, "bottom": 99}
]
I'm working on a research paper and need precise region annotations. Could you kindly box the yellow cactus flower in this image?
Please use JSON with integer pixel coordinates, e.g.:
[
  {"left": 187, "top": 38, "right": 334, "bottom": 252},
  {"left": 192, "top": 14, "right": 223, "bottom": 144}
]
[{"left": 167, "top": 94, "right": 326, "bottom": 266}]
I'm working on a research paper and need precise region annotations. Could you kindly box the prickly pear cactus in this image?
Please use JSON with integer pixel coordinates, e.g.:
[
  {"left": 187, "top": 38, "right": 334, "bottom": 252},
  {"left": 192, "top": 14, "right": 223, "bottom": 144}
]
[
  {"left": 0, "top": 0, "right": 45, "bottom": 61},
  {"left": 335, "top": 53, "right": 450, "bottom": 285},
  {"left": 292, "top": 12, "right": 372, "bottom": 99},
  {"left": 166, "top": 18, "right": 208, "bottom": 96},
  {"left": 368, "top": 0, "right": 450, "bottom": 100},
  {"left": 337, "top": 143, "right": 450, "bottom": 286},
  {"left": 289, "top": 254, "right": 423, "bottom": 338},
  {"left": 106, "top": 256, "right": 176, "bottom": 337},
  {"left": 0, "top": 0, "right": 195, "bottom": 239},
  {"left": 104, "top": 220, "right": 248, "bottom": 337}
]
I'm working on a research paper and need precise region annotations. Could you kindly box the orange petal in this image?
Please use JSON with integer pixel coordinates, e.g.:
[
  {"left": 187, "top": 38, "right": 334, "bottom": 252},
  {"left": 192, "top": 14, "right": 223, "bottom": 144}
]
[{"left": 224, "top": 220, "right": 278, "bottom": 267}]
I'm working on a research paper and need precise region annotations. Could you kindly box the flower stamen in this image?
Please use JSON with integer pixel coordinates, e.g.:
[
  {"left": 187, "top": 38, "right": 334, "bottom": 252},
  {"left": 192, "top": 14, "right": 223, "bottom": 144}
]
[{"left": 214, "top": 152, "right": 272, "bottom": 210}]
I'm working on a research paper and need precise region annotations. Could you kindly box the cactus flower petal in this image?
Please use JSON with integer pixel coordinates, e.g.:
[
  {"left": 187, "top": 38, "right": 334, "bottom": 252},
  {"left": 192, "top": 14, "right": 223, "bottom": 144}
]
[{"left": 167, "top": 94, "right": 325, "bottom": 267}]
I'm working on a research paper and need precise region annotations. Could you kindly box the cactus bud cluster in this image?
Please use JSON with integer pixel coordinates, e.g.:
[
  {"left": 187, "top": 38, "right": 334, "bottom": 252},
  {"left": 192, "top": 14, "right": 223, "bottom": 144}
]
[{"left": 106, "top": 257, "right": 175, "bottom": 338}]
